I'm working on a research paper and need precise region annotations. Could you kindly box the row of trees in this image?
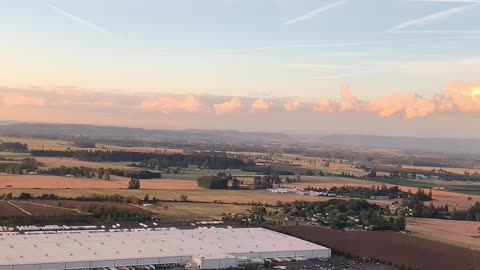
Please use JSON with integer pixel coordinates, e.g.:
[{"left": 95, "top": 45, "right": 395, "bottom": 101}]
[
  {"left": 0, "top": 158, "right": 40, "bottom": 174},
  {"left": 404, "top": 197, "right": 480, "bottom": 221},
  {"left": 197, "top": 172, "right": 240, "bottom": 189},
  {"left": 305, "top": 185, "right": 433, "bottom": 201},
  {"left": 31, "top": 149, "right": 246, "bottom": 169},
  {"left": 253, "top": 175, "right": 281, "bottom": 189},
  {"left": 0, "top": 142, "right": 28, "bottom": 152}
]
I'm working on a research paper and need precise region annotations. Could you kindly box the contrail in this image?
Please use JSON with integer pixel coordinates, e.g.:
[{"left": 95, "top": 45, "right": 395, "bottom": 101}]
[
  {"left": 390, "top": 4, "right": 479, "bottom": 31},
  {"left": 284, "top": 0, "right": 348, "bottom": 25},
  {"left": 406, "top": 0, "right": 480, "bottom": 3},
  {"left": 48, "top": 4, "right": 108, "bottom": 34}
]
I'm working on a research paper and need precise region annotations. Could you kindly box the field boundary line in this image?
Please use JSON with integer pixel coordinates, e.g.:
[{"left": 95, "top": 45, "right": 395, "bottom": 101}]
[
  {"left": 7, "top": 201, "right": 31, "bottom": 215},
  {"left": 25, "top": 201, "right": 85, "bottom": 214}
]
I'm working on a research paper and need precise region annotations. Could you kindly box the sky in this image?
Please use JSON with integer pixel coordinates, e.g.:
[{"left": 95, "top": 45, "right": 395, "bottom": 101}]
[{"left": 1, "top": 0, "right": 480, "bottom": 137}]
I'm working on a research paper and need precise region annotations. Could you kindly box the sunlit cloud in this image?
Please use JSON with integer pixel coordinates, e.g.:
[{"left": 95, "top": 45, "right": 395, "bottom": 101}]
[
  {"left": 0, "top": 93, "right": 46, "bottom": 107},
  {"left": 284, "top": 100, "right": 301, "bottom": 112},
  {"left": 250, "top": 99, "right": 272, "bottom": 113},
  {"left": 213, "top": 97, "right": 242, "bottom": 115},
  {"left": 310, "top": 81, "right": 480, "bottom": 119},
  {"left": 139, "top": 95, "right": 200, "bottom": 114}
]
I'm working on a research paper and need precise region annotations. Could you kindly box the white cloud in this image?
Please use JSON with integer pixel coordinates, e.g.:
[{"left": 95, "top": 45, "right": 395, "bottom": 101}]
[
  {"left": 213, "top": 98, "right": 242, "bottom": 115},
  {"left": 250, "top": 99, "right": 272, "bottom": 113}
]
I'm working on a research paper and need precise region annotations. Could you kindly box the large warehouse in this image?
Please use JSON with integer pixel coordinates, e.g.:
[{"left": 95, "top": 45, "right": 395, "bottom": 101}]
[{"left": 0, "top": 227, "right": 330, "bottom": 270}]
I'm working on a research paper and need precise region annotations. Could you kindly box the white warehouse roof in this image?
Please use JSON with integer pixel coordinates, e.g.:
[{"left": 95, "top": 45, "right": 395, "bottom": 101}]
[{"left": 0, "top": 227, "right": 330, "bottom": 268}]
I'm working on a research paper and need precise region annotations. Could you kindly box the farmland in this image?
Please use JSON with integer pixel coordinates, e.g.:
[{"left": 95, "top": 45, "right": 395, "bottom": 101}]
[
  {"left": 0, "top": 201, "right": 28, "bottom": 216},
  {"left": 6, "top": 200, "right": 80, "bottom": 216},
  {"left": 144, "top": 202, "right": 251, "bottom": 221},
  {"left": 0, "top": 174, "right": 199, "bottom": 190},
  {"left": 275, "top": 226, "right": 480, "bottom": 270},
  {"left": 407, "top": 217, "right": 480, "bottom": 251}
]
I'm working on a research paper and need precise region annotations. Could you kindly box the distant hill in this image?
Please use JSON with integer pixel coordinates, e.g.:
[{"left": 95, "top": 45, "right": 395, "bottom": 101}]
[
  {"left": 2, "top": 123, "right": 480, "bottom": 154},
  {"left": 0, "top": 123, "right": 294, "bottom": 144},
  {"left": 315, "top": 134, "right": 480, "bottom": 154}
]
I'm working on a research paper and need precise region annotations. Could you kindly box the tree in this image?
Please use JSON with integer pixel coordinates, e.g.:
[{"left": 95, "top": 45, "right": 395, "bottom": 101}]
[
  {"left": 180, "top": 194, "right": 188, "bottom": 202},
  {"left": 103, "top": 170, "right": 111, "bottom": 180},
  {"left": 231, "top": 177, "right": 240, "bottom": 189},
  {"left": 144, "top": 194, "right": 150, "bottom": 203},
  {"left": 128, "top": 177, "right": 140, "bottom": 189},
  {"left": 392, "top": 216, "right": 406, "bottom": 231}
]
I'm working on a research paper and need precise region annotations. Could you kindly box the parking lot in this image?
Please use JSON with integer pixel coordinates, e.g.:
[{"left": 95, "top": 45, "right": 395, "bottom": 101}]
[{"left": 273, "top": 256, "right": 396, "bottom": 270}]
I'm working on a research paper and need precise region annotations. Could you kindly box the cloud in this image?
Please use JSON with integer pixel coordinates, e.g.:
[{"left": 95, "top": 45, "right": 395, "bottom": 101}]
[
  {"left": 311, "top": 86, "right": 365, "bottom": 113},
  {"left": 48, "top": 4, "right": 108, "bottom": 34},
  {"left": 284, "top": 100, "right": 301, "bottom": 112},
  {"left": 338, "top": 86, "right": 365, "bottom": 112},
  {"left": 441, "top": 80, "right": 480, "bottom": 113},
  {"left": 213, "top": 97, "right": 242, "bottom": 115},
  {"left": 310, "top": 81, "right": 480, "bottom": 119},
  {"left": 390, "top": 4, "right": 479, "bottom": 31},
  {"left": 139, "top": 95, "right": 200, "bottom": 114},
  {"left": 250, "top": 99, "right": 272, "bottom": 113},
  {"left": 284, "top": 0, "right": 348, "bottom": 25},
  {"left": 0, "top": 94, "right": 46, "bottom": 107},
  {"left": 365, "top": 93, "right": 437, "bottom": 119},
  {"left": 313, "top": 99, "right": 337, "bottom": 113}
]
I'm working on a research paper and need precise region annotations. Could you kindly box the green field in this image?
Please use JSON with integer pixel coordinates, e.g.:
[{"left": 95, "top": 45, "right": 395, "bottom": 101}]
[
  {"left": 162, "top": 167, "right": 257, "bottom": 181},
  {"left": 364, "top": 177, "right": 480, "bottom": 195}
]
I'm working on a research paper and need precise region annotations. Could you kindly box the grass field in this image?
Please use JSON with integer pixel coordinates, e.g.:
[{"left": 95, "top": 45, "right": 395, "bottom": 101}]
[
  {"left": 0, "top": 136, "right": 183, "bottom": 153},
  {"left": 402, "top": 165, "right": 480, "bottom": 175},
  {"left": 162, "top": 167, "right": 256, "bottom": 181},
  {"left": 362, "top": 177, "right": 480, "bottom": 196},
  {"left": 1, "top": 188, "right": 335, "bottom": 205},
  {"left": 143, "top": 202, "right": 251, "bottom": 221},
  {"left": 35, "top": 157, "right": 134, "bottom": 170},
  {"left": 407, "top": 217, "right": 480, "bottom": 251}
]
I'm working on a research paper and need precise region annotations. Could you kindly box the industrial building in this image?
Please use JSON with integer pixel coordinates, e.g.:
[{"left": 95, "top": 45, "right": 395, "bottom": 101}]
[{"left": 0, "top": 227, "right": 330, "bottom": 270}]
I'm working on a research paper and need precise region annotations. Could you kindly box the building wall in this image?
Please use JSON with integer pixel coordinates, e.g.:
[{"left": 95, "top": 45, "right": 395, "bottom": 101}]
[
  {"left": 40, "top": 263, "right": 65, "bottom": 270},
  {"left": 12, "top": 264, "right": 40, "bottom": 270},
  {"left": 65, "top": 261, "right": 90, "bottom": 269},
  {"left": 90, "top": 260, "right": 115, "bottom": 268}
]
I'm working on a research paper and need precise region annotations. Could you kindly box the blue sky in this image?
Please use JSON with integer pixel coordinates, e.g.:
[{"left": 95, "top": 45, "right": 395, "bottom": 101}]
[{"left": 1, "top": 0, "right": 480, "bottom": 136}]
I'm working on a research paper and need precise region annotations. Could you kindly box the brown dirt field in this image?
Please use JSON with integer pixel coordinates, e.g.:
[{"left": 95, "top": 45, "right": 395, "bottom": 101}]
[
  {"left": 276, "top": 226, "right": 480, "bottom": 270},
  {"left": 7, "top": 201, "right": 80, "bottom": 216},
  {"left": 0, "top": 201, "right": 28, "bottom": 216},
  {"left": 0, "top": 174, "right": 199, "bottom": 190},
  {"left": 407, "top": 217, "right": 480, "bottom": 251}
]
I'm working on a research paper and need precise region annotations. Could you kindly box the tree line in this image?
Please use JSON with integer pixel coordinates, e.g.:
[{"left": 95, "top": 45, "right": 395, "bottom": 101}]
[
  {"left": 403, "top": 197, "right": 480, "bottom": 221},
  {"left": 0, "top": 142, "right": 28, "bottom": 152},
  {"left": 197, "top": 172, "right": 240, "bottom": 189},
  {"left": 31, "top": 149, "right": 246, "bottom": 169},
  {"left": 305, "top": 185, "right": 433, "bottom": 201}
]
